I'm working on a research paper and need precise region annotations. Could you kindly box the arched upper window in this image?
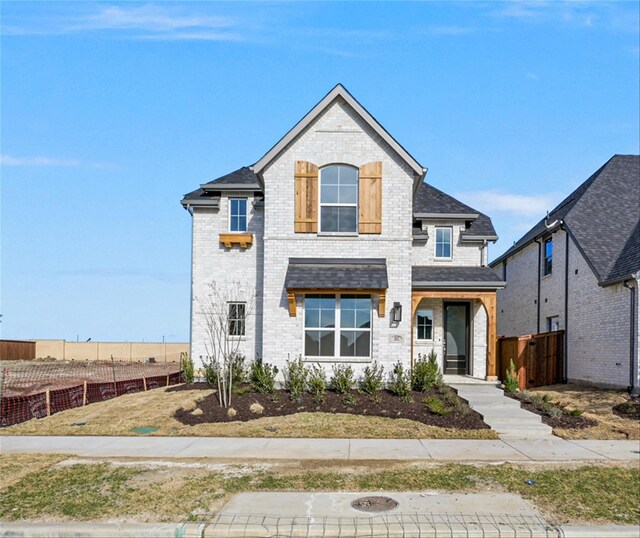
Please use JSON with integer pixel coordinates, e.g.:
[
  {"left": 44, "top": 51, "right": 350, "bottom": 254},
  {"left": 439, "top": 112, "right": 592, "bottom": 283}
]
[{"left": 319, "top": 164, "right": 358, "bottom": 233}]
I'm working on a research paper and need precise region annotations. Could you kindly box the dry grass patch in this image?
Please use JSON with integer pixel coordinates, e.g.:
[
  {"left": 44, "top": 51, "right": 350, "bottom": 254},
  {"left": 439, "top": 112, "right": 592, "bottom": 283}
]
[
  {"left": 0, "top": 386, "right": 497, "bottom": 439},
  {"left": 526, "top": 384, "right": 640, "bottom": 440},
  {"left": 0, "top": 457, "right": 637, "bottom": 525},
  {"left": 0, "top": 453, "right": 66, "bottom": 489}
]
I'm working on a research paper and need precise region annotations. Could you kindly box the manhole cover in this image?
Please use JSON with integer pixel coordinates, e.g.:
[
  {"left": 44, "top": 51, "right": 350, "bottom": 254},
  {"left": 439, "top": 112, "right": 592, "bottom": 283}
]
[{"left": 351, "top": 496, "right": 398, "bottom": 513}]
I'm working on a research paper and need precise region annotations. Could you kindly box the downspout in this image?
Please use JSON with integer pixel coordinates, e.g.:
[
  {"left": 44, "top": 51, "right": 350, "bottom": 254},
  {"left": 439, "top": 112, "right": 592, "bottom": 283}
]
[
  {"left": 623, "top": 280, "right": 637, "bottom": 396},
  {"left": 561, "top": 222, "right": 569, "bottom": 383},
  {"left": 533, "top": 238, "right": 542, "bottom": 333}
]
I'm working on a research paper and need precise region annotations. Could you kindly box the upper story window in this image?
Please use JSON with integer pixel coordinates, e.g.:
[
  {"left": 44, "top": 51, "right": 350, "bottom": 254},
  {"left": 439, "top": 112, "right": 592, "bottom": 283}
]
[
  {"left": 435, "top": 227, "right": 452, "bottom": 259},
  {"left": 544, "top": 237, "right": 553, "bottom": 275},
  {"left": 229, "top": 198, "right": 247, "bottom": 232},
  {"left": 319, "top": 165, "right": 358, "bottom": 233}
]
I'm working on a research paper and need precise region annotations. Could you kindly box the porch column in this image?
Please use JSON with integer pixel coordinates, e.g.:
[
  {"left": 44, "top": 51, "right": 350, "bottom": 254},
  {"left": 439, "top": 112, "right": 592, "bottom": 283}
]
[{"left": 479, "top": 294, "right": 498, "bottom": 381}]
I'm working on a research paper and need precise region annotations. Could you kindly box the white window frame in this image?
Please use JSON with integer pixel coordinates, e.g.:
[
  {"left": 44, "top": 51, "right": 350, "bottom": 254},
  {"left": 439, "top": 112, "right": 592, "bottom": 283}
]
[
  {"left": 227, "top": 302, "right": 246, "bottom": 337},
  {"left": 318, "top": 164, "right": 359, "bottom": 235},
  {"left": 303, "top": 294, "right": 372, "bottom": 361},
  {"left": 228, "top": 198, "right": 248, "bottom": 233},
  {"left": 434, "top": 227, "right": 453, "bottom": 259},
  {"left": 415, "top": 308, "right": 434, "bottom": 341}
]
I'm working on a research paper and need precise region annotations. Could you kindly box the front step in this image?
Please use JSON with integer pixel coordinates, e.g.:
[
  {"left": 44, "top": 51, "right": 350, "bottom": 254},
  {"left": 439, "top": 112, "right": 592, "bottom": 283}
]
[{"left": 451, "top": 384, "right": 554, "bottom": 439}]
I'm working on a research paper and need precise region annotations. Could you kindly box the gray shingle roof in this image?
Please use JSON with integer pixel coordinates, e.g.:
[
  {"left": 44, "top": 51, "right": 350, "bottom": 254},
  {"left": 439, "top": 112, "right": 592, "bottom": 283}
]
[
  {"left": 285, "top": 258, "right": 388, "bottom": 290},
  {"left": 413, "top": 182, "right": 498, "bottom": 239},
  {"left": 491, "top": 155, "right": 640, "bottom": 285},
  {"left": 201, "top": 166, "right": 260, "bottom": 189},
  {"left": 412, "top": 266, "right": 505, "bottom": 290}
]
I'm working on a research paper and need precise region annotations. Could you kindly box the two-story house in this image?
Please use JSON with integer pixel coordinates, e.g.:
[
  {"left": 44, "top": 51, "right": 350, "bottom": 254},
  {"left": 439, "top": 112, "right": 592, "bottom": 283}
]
[
  {"left": 490, "top": 155, "right": 640, "bottom": 394},
  {"left": 181, "top": 85, "right": 504, "bottom": 381}
]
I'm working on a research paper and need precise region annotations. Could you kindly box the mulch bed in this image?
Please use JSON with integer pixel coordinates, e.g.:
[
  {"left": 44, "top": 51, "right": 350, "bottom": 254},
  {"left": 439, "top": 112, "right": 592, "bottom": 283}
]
[
  {"left": 613, "top": 399, "right": 640, "bottom": 420},
  {"left": 171, "top": 383, "right": 490, "bottom": 430},
  {"left": 505, "top": 392, "right": 598, "bottom": 430}
]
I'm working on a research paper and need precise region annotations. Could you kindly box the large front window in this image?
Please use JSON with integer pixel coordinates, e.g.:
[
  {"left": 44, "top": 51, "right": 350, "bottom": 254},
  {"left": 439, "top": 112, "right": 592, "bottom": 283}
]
[
  {"left": 416, "top": 309, "right": 433, "bottom": 340},
  {"left": 319, "top": 165, "right": 358, "bottom": 233},
  {"left": 304, "top": 294, "right": 371, "bottom": 358}
]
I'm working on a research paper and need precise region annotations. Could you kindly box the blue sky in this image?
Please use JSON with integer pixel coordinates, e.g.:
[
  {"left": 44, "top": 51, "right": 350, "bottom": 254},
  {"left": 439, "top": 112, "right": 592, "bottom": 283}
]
[{"left": 2, "top": 1, "right": 639, "bottom": 342}]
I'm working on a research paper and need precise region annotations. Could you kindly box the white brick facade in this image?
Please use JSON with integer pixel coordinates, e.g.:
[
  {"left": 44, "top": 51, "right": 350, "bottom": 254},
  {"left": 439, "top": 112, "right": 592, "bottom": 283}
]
[{"left": 187, "top": 92, "right": 496, "bottom": 382}]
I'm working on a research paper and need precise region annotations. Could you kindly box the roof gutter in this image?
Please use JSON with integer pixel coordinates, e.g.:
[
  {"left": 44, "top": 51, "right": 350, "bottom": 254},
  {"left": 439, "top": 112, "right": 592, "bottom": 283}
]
[
  {"left": 414, "top": 212, "right": 479, "bottom": 220},
  {"left": 412, "top": 281, "right": 506, "bottom": 290}
]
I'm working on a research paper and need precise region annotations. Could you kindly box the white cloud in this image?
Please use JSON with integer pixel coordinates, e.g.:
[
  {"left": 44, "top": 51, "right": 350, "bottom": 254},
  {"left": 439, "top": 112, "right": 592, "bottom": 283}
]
[
  {"left": 2, "top": 4, "right": 243, "bottom": 41},
  {"left": 454, "top": 190, "right": 565, "bottom": 217},
  {"left": 1, "top": 154, "right": 80, "bottom": 167}
]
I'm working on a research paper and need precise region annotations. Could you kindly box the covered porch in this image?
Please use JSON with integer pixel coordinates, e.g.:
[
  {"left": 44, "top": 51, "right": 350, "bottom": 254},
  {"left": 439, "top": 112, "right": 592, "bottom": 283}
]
[{"left": 411, "top": 266, "right": 505, "bottom": 381}]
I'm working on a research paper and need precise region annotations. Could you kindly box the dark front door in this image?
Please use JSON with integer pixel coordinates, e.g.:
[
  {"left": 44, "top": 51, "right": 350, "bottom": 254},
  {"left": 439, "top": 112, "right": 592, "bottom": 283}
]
[{"left": 444, "top": 302, "right": 469, "bottom": 374}]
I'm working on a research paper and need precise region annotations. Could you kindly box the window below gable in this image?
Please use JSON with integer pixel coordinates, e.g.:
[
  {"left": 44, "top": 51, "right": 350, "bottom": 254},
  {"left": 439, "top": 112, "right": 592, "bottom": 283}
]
[
  {"left": 319, "top": 165, "right": 358, "bottom": 233},
  {"left": 435, "top": 227, "right": 452, "bottom": 259}
]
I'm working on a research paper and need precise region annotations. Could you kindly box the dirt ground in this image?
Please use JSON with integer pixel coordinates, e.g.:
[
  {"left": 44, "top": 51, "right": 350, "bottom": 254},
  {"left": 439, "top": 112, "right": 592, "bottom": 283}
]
[
  {"left": 1, "top": 360, "right": 180, "bottom": 396},
  {"left": 525, "top": 384, "right": 640, "bottom": 440}
]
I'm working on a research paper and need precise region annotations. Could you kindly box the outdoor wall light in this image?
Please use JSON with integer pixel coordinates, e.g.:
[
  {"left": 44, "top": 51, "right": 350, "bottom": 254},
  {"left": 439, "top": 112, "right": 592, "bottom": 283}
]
[{"left": 392, "top": 302, "right": 402, "bottom": 323}]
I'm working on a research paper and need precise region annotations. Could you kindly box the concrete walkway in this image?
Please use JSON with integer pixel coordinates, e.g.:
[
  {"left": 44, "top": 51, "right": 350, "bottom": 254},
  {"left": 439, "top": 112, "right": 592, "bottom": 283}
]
[
  {"left": 452, "top": 384, "right": 553, "bottom": 439},
  {"left": 1, "top": 435, "right": 638, "bottom": 462}
]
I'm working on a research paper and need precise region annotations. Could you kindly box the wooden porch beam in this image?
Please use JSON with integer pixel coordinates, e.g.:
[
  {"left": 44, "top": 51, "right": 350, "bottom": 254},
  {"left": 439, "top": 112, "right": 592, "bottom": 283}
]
[{"left": 287, "top": 292, "right": 296, "bottom": 317}]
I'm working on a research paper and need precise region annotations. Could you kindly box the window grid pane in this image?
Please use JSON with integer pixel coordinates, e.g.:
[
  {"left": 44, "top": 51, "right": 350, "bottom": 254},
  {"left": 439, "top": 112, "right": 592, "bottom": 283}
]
[
  {"left": 435, "top": 228, "right": 452, "bottom": 258},
  {"left": 228, "top": 302, "right": 246, "bottom": 336},
  {"left": 320, "top": 165, "right": 358, "bottom": 233},
  {"left": 304, "top": 294, "right": 371, "bottom": 358},
  {"left": 416, "top": 309, "right": 433, "bottom": 340},
  {"left": 230, "top": 199, "right": 247, "bottom": 232}
]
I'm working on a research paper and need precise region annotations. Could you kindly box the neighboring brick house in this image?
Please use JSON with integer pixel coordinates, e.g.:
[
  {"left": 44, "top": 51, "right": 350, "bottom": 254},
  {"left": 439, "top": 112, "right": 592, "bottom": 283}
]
[
  {"left": 181, "top": 84, "right": 504, "bottom": 381},
  {"left": 490, "top": 155, "right": 640, "bottom": 394}
]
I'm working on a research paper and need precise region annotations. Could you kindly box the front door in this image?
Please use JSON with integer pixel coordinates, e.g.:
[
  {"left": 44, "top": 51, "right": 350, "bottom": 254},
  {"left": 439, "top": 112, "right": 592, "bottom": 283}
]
[{"left": 444, "top": 302, "right": 469, "bottom": 374}]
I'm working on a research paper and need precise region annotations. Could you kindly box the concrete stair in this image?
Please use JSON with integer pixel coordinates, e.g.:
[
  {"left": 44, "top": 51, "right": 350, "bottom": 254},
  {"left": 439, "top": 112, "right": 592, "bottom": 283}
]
[{"left": 451, "top": 385, "right": 553, "bottom": 439}]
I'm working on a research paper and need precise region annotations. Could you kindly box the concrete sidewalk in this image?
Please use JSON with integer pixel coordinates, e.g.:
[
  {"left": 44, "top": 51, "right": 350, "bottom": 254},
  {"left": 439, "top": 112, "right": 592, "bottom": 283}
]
[{"left": 1, "top": 435, "right": 638, "bottom": 462}]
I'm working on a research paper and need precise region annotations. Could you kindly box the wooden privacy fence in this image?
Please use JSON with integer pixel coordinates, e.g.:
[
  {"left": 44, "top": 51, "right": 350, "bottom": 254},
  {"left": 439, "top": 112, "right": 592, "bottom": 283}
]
[
  {"left": 0, "top": 340, "right": 36, "bottom": 361},
  {"left": 497, "top": 331, "right": 564, "bottom": 389}
]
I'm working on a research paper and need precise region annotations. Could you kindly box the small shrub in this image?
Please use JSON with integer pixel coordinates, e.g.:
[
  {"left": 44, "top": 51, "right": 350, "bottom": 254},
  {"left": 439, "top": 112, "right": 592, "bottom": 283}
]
[
  {"left": 440, "top": 386, "right": 459, "bottom": 407},
  {"left": 229, "top": 352, "right": 248, "bottom": 386},
  {"left": 250, "top": 357, "right": 279, "bottom": 394},
  {"left": 361, "top": 361, "right": 384, "bottom": 396},
  {"left": 504, "top": 359, "right": 519, "bottom": 393},
  {"left": 203, "top": 357, "right": 220, "bottom": 386},
  {"left": 343, "top": 393, "right": 357, "bottom": 406},
  {"left": 423, "top": 395, "right": 451, "bottom": 416},
  {"left": 388, "top": 361, "right": 411, "bottom": 398},
  {"left": 181, "top": 354, "right": 195, "bottom": 384},
  {"left": 566, "top": 408, "right": 584, "bottom": 416},
  {"left": 232, "top": 385, "right": 251, "bottom": 396},
  {"left": 227, "top": 407, "right": 237, "bottom": 418},
  {"left": 548, "top": 406, "right": 563, "bottom": 419},
  {"left": 542, "top": 394, "right": 552, "bottom": 403},
  {"left": 331, "top": 364, "right": 355, "bottom": 394},
  {"left": 308, "top": 364, "right": 327, "bottom": 403},
  {"left": 412, "top": 351, "right": 442, "bottom": 392},
  {"left": 284, "top": 355, "right": 308, "bottom": 401},
  {"left": 249, "top": 402, "right": 264, "bottom": 415}
]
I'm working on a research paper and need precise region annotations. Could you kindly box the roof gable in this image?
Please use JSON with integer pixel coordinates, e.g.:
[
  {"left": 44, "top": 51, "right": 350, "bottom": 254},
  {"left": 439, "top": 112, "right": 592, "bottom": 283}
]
[
  {"left": 413, "top": 182, "right": 498, "bottom": 239},
  {"left": 491, "top": 155, "right": 640, "bottom": 285},
  {"left": 251, "top": 84, "right": 426, "bottom": 179}
]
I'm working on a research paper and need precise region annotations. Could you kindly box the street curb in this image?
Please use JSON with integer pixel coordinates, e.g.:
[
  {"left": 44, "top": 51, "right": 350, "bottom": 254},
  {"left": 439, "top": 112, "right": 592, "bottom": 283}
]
[
  {"left": 559, "top": 525, "right": 640, "bottom": 537},
  {"left": 0, "top": 522, "right": 178, "bottom": 538}
]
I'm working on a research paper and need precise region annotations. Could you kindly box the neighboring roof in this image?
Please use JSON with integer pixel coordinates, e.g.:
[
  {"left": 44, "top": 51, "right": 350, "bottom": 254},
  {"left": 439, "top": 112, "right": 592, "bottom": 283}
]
[
  {"left": 412, "top": 266, "right": 505, "bottom": 290},
  {"left": 285, "top": 258, "right": 388, "bottom": 290},
  {"left": 252, "top": 84, "right": 426, "bottom": 179},
  {"left": 490, "top": 155, "right": 640, "bottom": 285},
  {"left": 201, "top": 167, "right": 261, "bottom": 191},
  {"left": 181, "top": 167, "right": 261, "bottom": 207},
  {"left": 180, "top": 187, "right": 220, "bottom": 208},
  {"left": 413, "top": 182, "right": 498, "bottom": 240}
]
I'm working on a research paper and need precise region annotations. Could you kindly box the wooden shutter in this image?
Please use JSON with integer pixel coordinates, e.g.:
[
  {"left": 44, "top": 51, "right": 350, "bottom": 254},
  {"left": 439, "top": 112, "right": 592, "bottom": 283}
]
[
  {"left": 359, "top": 161, "right": 382, "bottom": 234},
  {"left": 294, "top": 161, "right": 319, "bottom": 233}
]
